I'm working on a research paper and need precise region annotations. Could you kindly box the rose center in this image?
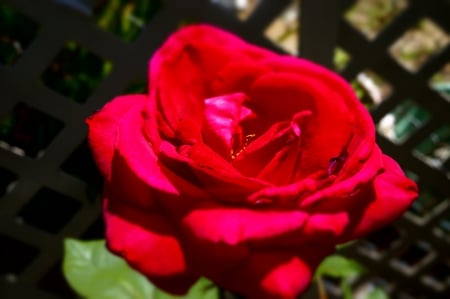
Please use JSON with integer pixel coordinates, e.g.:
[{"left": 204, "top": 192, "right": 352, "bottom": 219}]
[{"left": 230, "top": 130, "right": 256, "bottom": 160}]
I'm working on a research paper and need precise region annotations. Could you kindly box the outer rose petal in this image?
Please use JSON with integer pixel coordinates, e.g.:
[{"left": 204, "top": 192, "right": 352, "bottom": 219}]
[
  {"left": 90, "top": 93, "right": 209, "bottom": 211},
  {"left": 103, "top": 193, "right": 197, "bottom": 294},
  {"left": 181, "top": 201, "right": 309, "bottom": 246},
  {"left": 87, "top": 84, "right": 208, "bottom": 294},
  {"left": 87, "top": 94, "right": 147, "bottom": 179},
  {"left": 179, "top": 202, "right": 348, "bottom": 253},
  {"left": 298, "top": 145, "right": 384, "bottom": 210},
  {"left": 340, "top": 155, "right": 418, "bottom": 241},
  {"left": 214, "top": 248, "right": 334, "bottom": 299},
  {"left": 118, "top": 104, "right": 216, "bottom": 212}
]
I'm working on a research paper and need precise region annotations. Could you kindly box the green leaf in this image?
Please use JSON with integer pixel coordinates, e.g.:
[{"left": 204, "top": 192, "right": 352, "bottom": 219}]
[
  {"left": 341, "top": 280, "right": 353, "bottom": 299},
  {"left": 63, "top": 238, "right": 220, "bottom": 299},
  {"left": 63, "top": 238, "right": 155, "bottom": 299},
  {"left": 367, "top": 287, "right": 390, "bottom": 299},
  {"left": 336, "top": 241, "right": 355, "bottom": 250},
  {"left": 315, "top": 255, "right": 366, "bottom": 280},
  {"left": 153, "top": 277, "right": 219, "bottom": 299}
]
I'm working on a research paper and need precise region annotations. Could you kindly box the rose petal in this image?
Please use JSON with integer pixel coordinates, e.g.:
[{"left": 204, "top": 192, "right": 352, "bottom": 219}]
[
  {"left": 256, "top": 111, "right": 313, "bottom": 185},
  {"left": 215, "top": 248, "right": 333, "bottom": 299},
  {"left": 103, "top": 193, "right": 197, "bottom": 294},
  {"left": 232, "top": 120, "right": 295, "bottom": 177},
  {"left": 116, "top": 101, "right": 209, "bottom": 199},
  {"left": 146, "top": 25, "right": 274, "bottom": 142},
  {"left": 339, "top": 155, "right": 418, "bottom": 241},
  {"left": 298, "top": 146, "right": 385, "bottom": 210},
  {"left": 211, "top": 60, "right": 271, "bottom": 95},
  {"left": 181, "top": 201, "right": 309, "bottom": 246},
  {"left": 178, "top": 230, "right": 251, "bottom": 277},
  {"left": 86, "top": 94, "right": 147, "bottom": 179},
  {"left": 203, "top": 92, "right": 254, "bottom": 158},
  {"left": 263, "top": 56, "right": 376, "bottom": 179},
  {"left": 302, "top": 211, "right": 350, "bottom": 242},
  {"left": 248, "top": 71, "right": 355, "bottom": 179},
  {"left": 158, "top": 140, "right": 269, "bottom": 204}
]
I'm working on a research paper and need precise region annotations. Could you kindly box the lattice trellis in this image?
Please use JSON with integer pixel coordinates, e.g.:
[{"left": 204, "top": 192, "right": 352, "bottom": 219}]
[{"left": 0, "top": 0, "right": 449, "bottom": 298}]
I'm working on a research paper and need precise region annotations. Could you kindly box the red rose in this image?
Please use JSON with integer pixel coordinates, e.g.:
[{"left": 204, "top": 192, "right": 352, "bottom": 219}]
[{"left": 87, "top": 25, "right": 417, "bottom": 299}]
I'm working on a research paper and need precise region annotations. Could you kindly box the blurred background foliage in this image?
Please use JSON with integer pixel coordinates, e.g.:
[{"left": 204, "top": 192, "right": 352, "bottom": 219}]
[
  {"left": 0, "top": 3, "right": 39, "bottom": 65},
  {"left": 41, "top": 41, "right": 113, "bottom": 103},
  {"left": 93, "top": 0, "right": 162, "bottom": 42}
]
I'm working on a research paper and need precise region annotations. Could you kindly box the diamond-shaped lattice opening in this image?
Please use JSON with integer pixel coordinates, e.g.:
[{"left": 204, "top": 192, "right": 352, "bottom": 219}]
[
  {"left": 405, "top": 169, "right": 419, "bottom": 182},
  {"left": 61, "top": 140, "right": 103, "bottom": 201},
  {"left": 344, "top": 0, "right": 408, "bottom": 40},
  {"left": 0, "top": 234, "right": 39, "bottom": 276},
  {"left": 0, "top": 3, "right": 39, "bottom": 65},
  {"left": 322, "top": 266, "right": 363, "bottom": 296},
  {"left": 0, "top": 102, "right": 64, "bottom": 158},
  {"left": 41, "top": 42, "right": 112, "bottom": 103},
  {"left": 414, "top": 125, "right": 450, "bottom": 176},
  {"left": 434, "top": 216, "right": 450, "bottom": 242},
  {"left": 406, "top": 185, "right": 448, "bottom": 224},
  {"left": 93, "top": 0, "right": 162, "bottom": 42},
  {"left": 38, "top": 260, "right": 77, "bottom": 298},
  {"left": 264, "top": 0, "right": 299, "bottom": 55},
  {"left": 358, "top": 225, "right": 403, "bottom": 259},
  {"left": 389, "top": 18, "right": 450, "bottom": 72},
  {"left": 391, "top": 241, "right": 435, "bottom": 275},
  {"left": 333, "top": 47, "right": 351, "bottom": 72},
  {"left": 213, "top": 0, "right": 261, "bottom": 20},
  {"left": 430, "top": 62, "right": 450, "bottom": 102},
  {"left": 17, "top": 187, "right": 82, "bottom": 234},
  {"left": 397, "top": 290, "right": 427, "bottom": 299},
  {"left": 354, "top": 277, "right": 393, "bottom": 298},
  {"left": 81, "top": 215, "right": 105, "bottom": 240},
  {"left": 123, "top": 78, "right": 147, "bottom": 94},
  {"left": 322, "top": 275, "right": 345, "bottom": 297},
  {"left": 61, "top": 140, "right": 102, "bottom": 185},
  {"left": 0, "top": 167, "right": 17, "bottom": 198},
  {"left": 177, "top": 17, "right": 200, "bottom": 29},
  {"left": 352, "top": 69, "right": 393, "bottom": 110},
  {"left": 377, "top": 100, "right": 431, "bottom": 144},
  {"left": 421, "top": 259, "right": 450, "bottom": 292}
]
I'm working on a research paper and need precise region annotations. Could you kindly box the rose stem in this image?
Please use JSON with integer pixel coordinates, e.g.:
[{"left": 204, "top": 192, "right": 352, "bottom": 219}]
[{"left": 317, "top": 277, "right": 329, "bottom": 299}]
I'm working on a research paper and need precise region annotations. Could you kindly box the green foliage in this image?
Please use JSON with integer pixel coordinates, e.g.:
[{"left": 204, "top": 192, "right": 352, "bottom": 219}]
[
  {"left": 0, "top": 3, "right": 39, "bottom": 65},
  {"left": 0, "top": 103, "right": 64, "bottom": 158},
  {"left": 333, "top": 48, "right": 351, "bottom": 72},
  {"left": 314, "top": 255, "right": 392, "bottom": 299},
  {"left": 63, "top": 238, "right": 219, "bottom": 299},
  {"left": 41, "top": 42, "right": 112, "bottom": 103},
  {"left": 367, "top": 287, "right": 390, "bottom": 299},
  {"left": 63, "top": 238, "right": 154, "bottom": 299},
  {"left": 315, "top": 255, "right": 366, "bottom": 299},
  {"left": 152, "top": 278, "right": 219, "bottom": 299},
  {"left": 94, "top": 0, "right": 162, "bottom": 42},
  {"left": 432, "top": 82, "right": 450, "bottom": 97},
  {"left": 123, "top": 80, "right": 147, "bottom": 94},
  {"left": 315, "top": 255, "right": 366, "bottom": 280}
]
